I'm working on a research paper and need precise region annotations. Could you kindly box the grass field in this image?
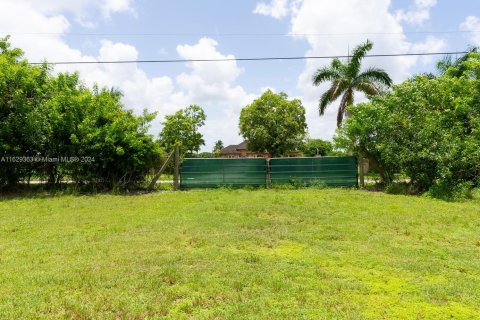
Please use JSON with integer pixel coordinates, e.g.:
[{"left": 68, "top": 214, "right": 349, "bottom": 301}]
[{"left": 1, "top": 189, "right": 480, "bottom": 319}]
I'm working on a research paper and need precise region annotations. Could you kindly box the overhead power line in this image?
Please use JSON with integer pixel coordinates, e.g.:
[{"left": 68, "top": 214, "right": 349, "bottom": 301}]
[
  {"left": 2, "top": 30, "right": 480, "bottom": 37},
  {"left": 30, "top": 51, "right": 469, "bottom": 65}
]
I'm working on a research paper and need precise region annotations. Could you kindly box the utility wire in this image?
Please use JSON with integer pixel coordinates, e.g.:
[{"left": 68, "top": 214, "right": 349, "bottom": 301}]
[
  {"left": 2, "top": 30, "right": 480, "bottom": 37},
  {"left": 29, "top": 51, "right": 469, "bottom": 65}
]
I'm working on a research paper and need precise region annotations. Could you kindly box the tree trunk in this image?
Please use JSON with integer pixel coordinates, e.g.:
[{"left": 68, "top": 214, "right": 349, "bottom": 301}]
[{"left": 360, "top": 148, "right": 392, "bottom": 184}]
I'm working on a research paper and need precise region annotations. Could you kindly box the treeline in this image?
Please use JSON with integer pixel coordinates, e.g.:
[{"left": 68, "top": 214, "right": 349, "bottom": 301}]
[
  {"left": 335, "top": 49, "right": 480, "bottom": 199},
  {"left": 0, "top": 38, "right": 163, "bottom": 190}
]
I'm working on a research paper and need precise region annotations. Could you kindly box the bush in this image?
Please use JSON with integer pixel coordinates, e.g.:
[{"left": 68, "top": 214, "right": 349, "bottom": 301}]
[
  {"left": 0, "top": 37, "right": 162, "bottom": 190},
  {"left": 289, "top": 178, "right": 307, "bottom": 189},
  {"left": 309, "top": 179, "right": 328, "bottom": 189},
  {"left": 425, "top": 181, "right": 474, "bottom": 201},
  {"left": 384, "top": 183, "right": 415, "bottom": 195}
]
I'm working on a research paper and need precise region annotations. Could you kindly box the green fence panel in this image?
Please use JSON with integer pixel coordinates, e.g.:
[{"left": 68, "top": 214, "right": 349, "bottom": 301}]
[
  {"left": 180, "top": 158, "right": 266, "bottom": 189},
  {"left": 269, "top": 156, "right": 358, "bottom": 187},
  {"left": 180, "top": 156, "right": 358, "bottom": 189}
]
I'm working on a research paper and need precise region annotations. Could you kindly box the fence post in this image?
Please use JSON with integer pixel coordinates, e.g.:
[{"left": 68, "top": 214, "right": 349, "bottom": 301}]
[
  {"left": 265, "top": 158, "right": 271, "bottom": 188},
  {"left": 147, "top": 150, "right": 174, "bottom": 191},
  {"left": 359, "top": 156, "right": 365, "bottom": 188},
  {"left": 173, "top": 144, "right": 180, "bottom": 191}
]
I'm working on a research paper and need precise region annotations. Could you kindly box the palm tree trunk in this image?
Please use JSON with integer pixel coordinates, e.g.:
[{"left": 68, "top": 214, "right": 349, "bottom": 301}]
[{"left": 337, "top": 89, "right": 354, "bottom": 128}]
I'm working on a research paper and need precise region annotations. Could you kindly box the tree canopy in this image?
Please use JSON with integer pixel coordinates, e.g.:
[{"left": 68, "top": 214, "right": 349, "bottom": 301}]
[
  {"left": 213, "top": 140, "right": 224, "bottom": 155},
  {"left": 0, "top": 37, "right": 162, "bottom": 190},
  {"left": 159, "top": 105, "right": 206, "bottom": 156},
  {"left": 301, "top": 139, "right": 333, "bottom": 157},
  {"left": 239, "top": 90, "right": 307, "bottom": 157}
]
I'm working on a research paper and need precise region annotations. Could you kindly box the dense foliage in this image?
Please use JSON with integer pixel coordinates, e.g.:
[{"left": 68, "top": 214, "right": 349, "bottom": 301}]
[
  {"left": 0, "top": 37, "right": 162, "bottom": 190},
  {"left": 239, "top": 90, "right": 307, "bottom": 157},
  {"left": 301, "top": 139, "right": 333, "bottom": 157},
  {"left": 159, "top": 105, "right": 206, "bottom": 156},
  {"left": 212, "top": 140, "right": 224, "bottom": 155},
  {"left": 336, "top": 53, "right": 480, "bottom": 197}
]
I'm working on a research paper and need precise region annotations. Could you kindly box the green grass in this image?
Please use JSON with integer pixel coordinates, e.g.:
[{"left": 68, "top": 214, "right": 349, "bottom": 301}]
[
  {"left": 160, "top": 174, "right": 174, "bottom": 181},
  {"left": 1, "top": 189, "right": 480, "bottom": 319}
]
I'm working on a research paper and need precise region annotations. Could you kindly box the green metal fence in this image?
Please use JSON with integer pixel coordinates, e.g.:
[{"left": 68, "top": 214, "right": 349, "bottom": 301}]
[
  {"left": 269, "top": 157, "right": 358, "bottom": 187},
  {"left": 180, "top": 158, "right": 266, "bottom": 189},
  {"left": 180, "top": 156, "right": 358, "bottom": 189}
]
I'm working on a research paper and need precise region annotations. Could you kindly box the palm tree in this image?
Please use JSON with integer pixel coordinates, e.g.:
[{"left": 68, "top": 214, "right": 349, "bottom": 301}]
[
  {"left": 312, "top": 40, "right": 392, "bottom": 128},
  {"left": 437, "top": 46, "right": 478, "bottom": 77}
]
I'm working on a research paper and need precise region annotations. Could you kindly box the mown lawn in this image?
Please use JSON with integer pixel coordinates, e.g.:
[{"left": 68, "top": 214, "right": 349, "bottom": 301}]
[{"left": 0, "top": 189, "right": 479, "bottom": 319}]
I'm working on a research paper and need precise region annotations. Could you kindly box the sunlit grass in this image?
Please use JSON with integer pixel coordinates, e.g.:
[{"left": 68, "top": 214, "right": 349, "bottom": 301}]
[{"left": 1, "top": 189, "right": 479, "bottom": 319}]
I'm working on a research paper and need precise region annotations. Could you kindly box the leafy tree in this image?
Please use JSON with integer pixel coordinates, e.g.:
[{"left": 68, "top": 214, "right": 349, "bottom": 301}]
[
  {"left": 213, "top": 140, "right": 224, "bottom": 155},
  {"left": 0, "top": 37, "right": 162, "bottom": 190},
  {"left": 239, "top": 90, "right": 307, "bottom": 157},
  {"left": 194, "top": 152, "right": 216, "bottom": 158},
  {"left": 335, "top": 74, "right": 480, "bottom": 195},
  {"left": 69, "top": 90, "right": 161, "bottom": 189},
  {"left": 159, "top": 105, "right": 206, "bottom": 156},
  {"left": 0, "top": 36, "right": 51, "bottom": 186},
  {"left": 301, "top": 139, "right": 333, "bottom": 157},
  {"left": 312, "top": 40, "right": 392, "bottom": 127}
]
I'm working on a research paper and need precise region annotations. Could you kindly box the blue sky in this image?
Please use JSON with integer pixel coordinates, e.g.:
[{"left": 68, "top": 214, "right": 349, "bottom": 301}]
[{"left": 1, "top": 0, "right": 480, "bottom": 151}]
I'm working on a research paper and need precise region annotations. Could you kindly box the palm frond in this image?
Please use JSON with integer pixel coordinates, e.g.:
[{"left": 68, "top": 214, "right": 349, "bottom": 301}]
[
  {"left": 347, "top": 39, "right": 373, "bottom": 77},
  {"left": 436, "top": 56, "right": 452, "bottom": 75},
  {"left": 319, "top": 89, "right": 336, "bottom": 116},
  {"left": 312, "top": 66, "right": 341, "bottom": 86},
  {"left": 331, "top": 58, "right": 346, "bottom": 72},
  {"left": 318, "top": 79, "right": 347, "bottom": 115},
  {"left": 355, "top": 67, "right": 393, "bottom": 87},
  {"left": 353, "top": 82, "right": 380, "bottom": 97}
]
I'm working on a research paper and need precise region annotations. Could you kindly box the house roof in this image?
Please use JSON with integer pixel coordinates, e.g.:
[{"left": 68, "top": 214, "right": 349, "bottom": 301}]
[
  {"left": 220, "top": 141, "right": 248, "bottom": 154},
  {"left": 236, "top": 141, "right": 248, "bottom": 150}
]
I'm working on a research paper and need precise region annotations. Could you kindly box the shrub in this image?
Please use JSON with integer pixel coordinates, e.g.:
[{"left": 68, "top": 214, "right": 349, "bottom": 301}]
[
  {"left": 384, "top": 183, "right": 415, "bottom": 195},
  {"left": 425, "top": 181, "right": 474, "bottom": 201},
  {"left": 0, "top": 37, "right": 161, "bottom": 190}
]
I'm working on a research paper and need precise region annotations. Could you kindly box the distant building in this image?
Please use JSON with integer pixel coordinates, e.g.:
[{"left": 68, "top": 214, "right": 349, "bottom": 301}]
[
  {"left": 220, "top": 141, "right": 269, "bottom": 158},
  {"left": 219, "top": 141, "right": 301, "bottom": 158}
]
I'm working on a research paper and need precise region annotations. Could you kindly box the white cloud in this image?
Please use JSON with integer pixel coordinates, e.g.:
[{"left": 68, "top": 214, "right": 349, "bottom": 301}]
[
  {"left": 0, "top": 1, "right": 93, "bottom": 64},
  {"left": 411, "top": 36, "right": 446, "bottom": 63},
  {"left": 175, "top": 38, "right": 257, "bottom": 147},
  {"left": 395, "top": 0, "right": 437, "bottom": 25},
  {"left": 12, "top": 0, "right": 135, "bottom": 27},
  {"left": 101, "top": 0, "right": 135, "bottom": 18},
  {"left": 253, "top": 0, "right": 290, "bottom": 19},
  {"left": 80, "top": 40, "right": 185, "bottom": 117},
  {"left": 460, "top": 16, "right": 480, "bottom": 45},
  {"left": 177, "top": 38, "right": 243, "bottom": 84},
  {"left": 76, "top": 38, "right": 256, "bottom": 147}
]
